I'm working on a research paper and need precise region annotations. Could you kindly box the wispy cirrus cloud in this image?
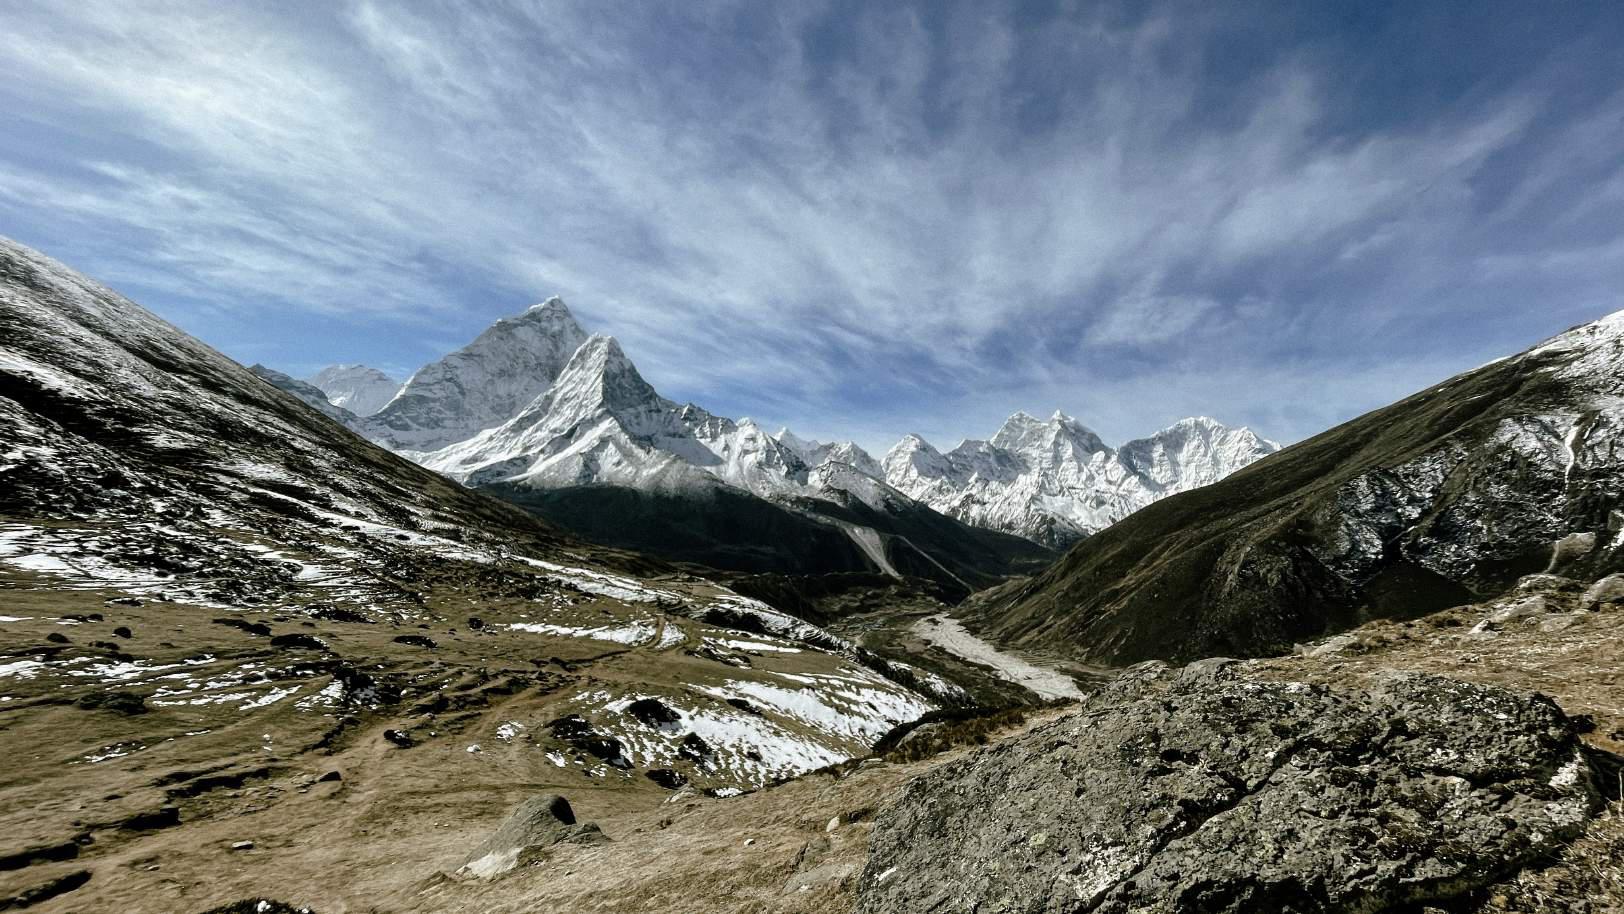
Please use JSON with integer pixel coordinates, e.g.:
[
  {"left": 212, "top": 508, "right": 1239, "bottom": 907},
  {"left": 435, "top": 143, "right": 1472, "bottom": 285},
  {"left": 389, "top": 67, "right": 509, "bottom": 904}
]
[{"left": 2, "top": 1, "right": 1622, "bottom": 452}]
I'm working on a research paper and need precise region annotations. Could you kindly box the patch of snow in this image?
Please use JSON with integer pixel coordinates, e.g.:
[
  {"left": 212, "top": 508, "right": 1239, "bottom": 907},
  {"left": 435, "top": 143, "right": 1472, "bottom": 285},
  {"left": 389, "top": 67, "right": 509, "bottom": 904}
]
[
  {"left": 913, "top": 615, "right": 1083, "bottom": 701},
  {"left": 505, "top": 620, "right": 657, "bottom": 645}
]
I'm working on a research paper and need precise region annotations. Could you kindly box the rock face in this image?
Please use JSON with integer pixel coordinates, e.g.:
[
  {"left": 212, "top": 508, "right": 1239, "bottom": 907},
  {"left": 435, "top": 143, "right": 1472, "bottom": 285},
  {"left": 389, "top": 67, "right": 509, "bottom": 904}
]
[
  {"left": 248, "top": 364, "right": 361, "bottom": 428},
  {"left": 882, "top": 413, "right": 1278, "bottom": 547},
  {"left": 857, "top": 663, "right": 1601, "bottom": 914},
  {"left": 364, "top": 297, "right": 589, "bottom": 451},
  {"left": 457, "top": 795, "right": 604, "bottom": 879},
  {"left": 977, "top": 310, "right": 1624, "bottom": 664}
]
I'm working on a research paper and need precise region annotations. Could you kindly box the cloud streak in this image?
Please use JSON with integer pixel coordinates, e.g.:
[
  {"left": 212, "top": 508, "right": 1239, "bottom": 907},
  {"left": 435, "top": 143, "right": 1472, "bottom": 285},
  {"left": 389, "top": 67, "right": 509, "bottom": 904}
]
[{"left": 1, "top": 0, "right": 1622, "bottom": 452}]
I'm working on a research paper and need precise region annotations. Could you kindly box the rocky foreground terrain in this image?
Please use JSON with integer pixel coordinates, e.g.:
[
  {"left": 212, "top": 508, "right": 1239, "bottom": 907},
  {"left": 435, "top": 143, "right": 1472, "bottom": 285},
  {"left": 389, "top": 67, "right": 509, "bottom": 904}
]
[
  {"left": 36, "top": 570, "right": 1598, "bottom": 914},
  {"left": 392, "top": 574, "right": 1621, "bottom": 914}
]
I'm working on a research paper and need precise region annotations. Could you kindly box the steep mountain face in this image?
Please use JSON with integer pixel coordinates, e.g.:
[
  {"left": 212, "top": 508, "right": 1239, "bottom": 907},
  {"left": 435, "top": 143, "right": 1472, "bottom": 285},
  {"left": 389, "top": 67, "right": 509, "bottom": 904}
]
[
  {"left": 415, "top": 333, "right": 1051, "bottom": 591},
  {"left": 972, "top": 311, "right": 1624, "bottom": 665},
  {"left": 419, "top": 335, "right": 810, "bottom": 496},
  {"left": 363, "top": 297, "right": 588, "bottom": 451},
  {"left": 309, "top": 363, "right": 400, "bottom": 416},
  {"left": 882, "top": 412, "right": 1279, "bottom": 547}
]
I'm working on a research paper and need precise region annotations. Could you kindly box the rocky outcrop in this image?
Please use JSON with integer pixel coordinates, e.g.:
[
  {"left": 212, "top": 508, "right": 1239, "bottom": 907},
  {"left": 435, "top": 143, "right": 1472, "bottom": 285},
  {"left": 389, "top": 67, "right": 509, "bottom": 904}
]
[
  {"left": 857, "top": 662, "right": 1602, "bottom": 914},
  {"left": 456, "top": 795, "right": 604, "bottom": 879}
]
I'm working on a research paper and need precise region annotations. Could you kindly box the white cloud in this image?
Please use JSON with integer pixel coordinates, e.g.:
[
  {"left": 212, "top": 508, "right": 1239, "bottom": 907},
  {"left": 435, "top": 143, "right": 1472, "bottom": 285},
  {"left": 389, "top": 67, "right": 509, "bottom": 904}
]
[{"left": 0, "top": 0, "right": 1613, "bottom": 447}]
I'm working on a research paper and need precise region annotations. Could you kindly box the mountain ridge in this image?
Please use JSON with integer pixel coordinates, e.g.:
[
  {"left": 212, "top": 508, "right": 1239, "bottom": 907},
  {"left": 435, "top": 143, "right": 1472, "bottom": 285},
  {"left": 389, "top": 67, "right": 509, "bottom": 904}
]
[{"left": 969, "top": 309, "right": 1624, "bottom": 664}]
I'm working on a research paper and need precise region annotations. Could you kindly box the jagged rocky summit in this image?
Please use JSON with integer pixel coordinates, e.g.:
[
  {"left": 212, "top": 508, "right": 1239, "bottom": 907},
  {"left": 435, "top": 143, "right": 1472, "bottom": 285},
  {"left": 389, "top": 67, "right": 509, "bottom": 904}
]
[{"left": 308, "top": 364, "right": 400, "bottom": 416}]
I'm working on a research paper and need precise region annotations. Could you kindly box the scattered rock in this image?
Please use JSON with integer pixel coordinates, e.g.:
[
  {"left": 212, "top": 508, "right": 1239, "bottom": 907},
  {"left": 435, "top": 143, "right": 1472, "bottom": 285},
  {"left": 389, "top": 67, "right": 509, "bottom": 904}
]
[
  {"left": 0, "top": 837, "right": 80, "bottom": 871},
  {"left": 118, "top": 805, "right": 181, "bottom": 831},
  {"left": 212, "top": 617, "right": 272, "bottom": 637},
  {"left": 333, "top": 663, "right": 397, "bottom": 707},
  {"left": 196, "top": 900, "right": 314, "bottom": 914},
  {"left": 456, "top": 795, "right": 606, "bottom": 879},
  {"left": 1488, "top": 596, "right": 1548, "bottom": 624},
  {"left": 0, "top": 869, "right": 91, "bottom": 909},
  {"left": 1513, "top": 573, "right": 1580, "bottom": 594},
  {"left": 626, "top": 697, "right": 681, "bottom": 729},
  {"left": 382, "top": 729, "right": 414, "bottom": 748},
  {"left": 163, "top": 767, "right": 272, "bottom": 801},
  {"left": 268, "top": 633, "right": 328, "bottom": 651},
  {"left": 316, "top": 771, "right": 342, "bottom": 783},
  {"left": 75, "top": 690, "right": 149, "bottom": 715},
  {"left": 784, "top": 862, "right": 857, "bottom": 895},
  {"left": 678, "top": 733, "right": 716, "bottom": 769},
  {"left": 1581, "top": 573, "right": 1624, "bottom": 610},
  {"left": 544, "top": 715, "right": 631, "bottom": 768},
  {"left": 1302, "top": 632, "right": 1365, "bottom": 658},
  {"left": 230, "top": 841, "right": 254, "bottom": 851},
  {"left": 45, "top": 632, "right": 69, "bottom": 644},
  {"left": 857, "top": 665, "right": 1601, "bottom": 914},
  {"left": 113, "top": 626, "right": 133, "bottom": 638},
  {"left": 467, "top": 616, "right": 484, "bottom": 631},
  {"left": 391, "top": 634, "right": 437, "bottom": 649},
  {"left": 644, "top": 768, "right": 688, "bottom": 790},
  {"left": 310, "top": 606, "right": 372, "bottom": 624}
]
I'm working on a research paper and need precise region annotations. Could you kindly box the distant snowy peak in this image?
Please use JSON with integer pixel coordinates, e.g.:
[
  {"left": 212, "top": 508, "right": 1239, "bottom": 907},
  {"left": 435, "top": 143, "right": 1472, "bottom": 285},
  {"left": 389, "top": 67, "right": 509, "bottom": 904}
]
[
  {"left": 882, "top": 433, "right": 954, "bottom": 485},
  {"left": 883, "top": 411, "right": 1279, "bottom": 547},
  {"left": 773, "top": 428, "right": 883, "bottom": 479},
  {"left": 364, "top": 297, "right": 588, "bottom": 450},
  {"left": 309, "top": 364, "right": 400, "bottom": 416},
  {"left": 1118, "top": 416, "right": 1281, "bottom": 491},
  {"left": 989, "top": 410, "right": 1108, "bottom": 461}
]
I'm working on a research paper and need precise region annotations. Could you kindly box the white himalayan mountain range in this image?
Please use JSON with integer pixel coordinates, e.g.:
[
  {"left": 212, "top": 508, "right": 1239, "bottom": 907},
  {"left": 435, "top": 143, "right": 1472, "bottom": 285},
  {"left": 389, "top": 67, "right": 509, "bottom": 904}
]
[{"left": 258, "top": 298, "right": 1279, "bottom": 553}]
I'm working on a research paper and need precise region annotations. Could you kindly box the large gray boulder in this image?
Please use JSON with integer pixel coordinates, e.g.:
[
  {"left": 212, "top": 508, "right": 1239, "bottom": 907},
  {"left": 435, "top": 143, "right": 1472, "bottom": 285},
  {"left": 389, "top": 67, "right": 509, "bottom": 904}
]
[
  {"left": 456, "top": 795, "right": 604, "bottom": 879},
  {"left": 857, "top": 662, "right": 1601, "bottom": 914}
]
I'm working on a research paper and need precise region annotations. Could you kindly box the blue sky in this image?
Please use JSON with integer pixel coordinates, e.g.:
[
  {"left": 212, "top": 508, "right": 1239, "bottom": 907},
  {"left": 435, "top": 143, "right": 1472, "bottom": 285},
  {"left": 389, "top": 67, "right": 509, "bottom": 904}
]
[{"left": 3, "top": 1, "right": 1623, "bottom": 454}]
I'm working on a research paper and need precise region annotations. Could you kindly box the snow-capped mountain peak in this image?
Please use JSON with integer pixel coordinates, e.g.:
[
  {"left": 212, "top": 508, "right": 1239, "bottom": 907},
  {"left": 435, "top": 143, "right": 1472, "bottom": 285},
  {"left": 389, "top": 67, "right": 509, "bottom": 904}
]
[
  {"left": 362, "top": 298, "right": 589, "bottom": 450},
  {"left": 308, "top": 363, "right": 400, "bottom": 416},
  {"left": 773, "top": 427, "right": 823, "bottom": 461},
  {"left": 883, "top": 410, "right": 1279, "bottom": 546},
  {"left": 882, "top": 433, "right": 954, "bottom": 484}
]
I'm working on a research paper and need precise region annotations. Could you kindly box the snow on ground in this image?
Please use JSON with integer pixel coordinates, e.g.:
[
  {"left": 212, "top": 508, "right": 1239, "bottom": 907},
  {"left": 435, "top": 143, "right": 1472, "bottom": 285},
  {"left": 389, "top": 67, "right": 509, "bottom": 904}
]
[
  {"left": 505, "top": 620, "right": 658, "bottom": 646},
  {"left": 699, "top": 667, "right": 934, "bottom": 747},
  {"left": 913, "top": 614, "right": 1083, "bottom": 701},
  {"left": 574, "top": 688, "right": 854, "bottom": 785},
  {"left": 710, "top": 636, "right": 802, "bottom": 654}
]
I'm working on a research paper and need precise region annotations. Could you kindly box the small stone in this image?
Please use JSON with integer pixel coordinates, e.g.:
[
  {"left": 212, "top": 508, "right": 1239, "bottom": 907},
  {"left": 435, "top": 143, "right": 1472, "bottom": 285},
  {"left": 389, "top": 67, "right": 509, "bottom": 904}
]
[
  {"left": 1581, "top": 573, "right": 1624, "bottom": 610},
  {"left": 317, "top": 771, "right": 342, "bottom": 783},
  {"left": 1487, "top": 597, "right": 1546, "bottom": 624},
  {"left": 230, "top": 841, "right": 254, "bottom": 851},
  {"left": 826, "top": 816, "right": 840, "bottom": 833}
]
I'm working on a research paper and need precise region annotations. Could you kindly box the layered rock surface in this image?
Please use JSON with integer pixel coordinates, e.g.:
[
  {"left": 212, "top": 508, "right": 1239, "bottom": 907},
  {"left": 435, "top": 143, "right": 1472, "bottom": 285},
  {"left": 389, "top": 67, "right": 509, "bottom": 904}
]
[{"left": 858, "top": 662, "right": 1602, "bottom": 914}]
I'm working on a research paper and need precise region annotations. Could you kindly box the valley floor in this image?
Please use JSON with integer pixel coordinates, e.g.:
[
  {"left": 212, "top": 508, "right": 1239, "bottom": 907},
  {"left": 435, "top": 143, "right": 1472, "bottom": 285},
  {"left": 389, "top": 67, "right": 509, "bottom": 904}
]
[{"left": 3, "top": 559, "right": 1621, "bottom": 913}]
